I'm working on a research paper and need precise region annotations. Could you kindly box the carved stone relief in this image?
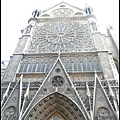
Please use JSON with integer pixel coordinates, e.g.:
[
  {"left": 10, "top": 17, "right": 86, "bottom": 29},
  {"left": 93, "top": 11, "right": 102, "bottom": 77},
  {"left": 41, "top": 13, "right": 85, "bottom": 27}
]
[
  {"left": 15, "top": 74, "right": 45, "bottom": 82},
  {"left": 4, "top": 106, "right": 16, "bottom": 118},
  {"left": 96, "top": 107, "right": 110, "bottom": 120},
  {"left": 65, "top": 88, "right": 71, "bottom": 94},
  {"left": 52, "top": 8, "right": 73, "bottom": 17},
  {"left": 42, "top": 88, "right": 48, "bottom": 94},
  {"left": 51, "top": 76, "right": 65, "bottom": 87},
  {"left": 27, "top": 93, "right": 86, "bottom": 120},
  {"left": 69, "top": 72, "right": 103, "bottom": 81},
  {"left": 49, "top": 113, "right": 65, "bottom": 120}
]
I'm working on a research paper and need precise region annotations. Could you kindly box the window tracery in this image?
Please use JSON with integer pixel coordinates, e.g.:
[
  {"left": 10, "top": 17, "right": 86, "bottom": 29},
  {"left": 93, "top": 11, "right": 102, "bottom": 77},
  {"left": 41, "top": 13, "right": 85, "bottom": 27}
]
[
  {"left": 61, "top": 55, "right": 102, "bottom": 72},
  {"left": 18, "top": 56, "right": 57, "bottom": 73},
  {"left": 18, "top": 55, "right": 102, "bottom": 73},
  {"left": 52, "top": 8, "right": 73, "bottom": 17},
  {"left": 28, "top": 21, "right": 95, "bottom": 53},
  {"left": 51, "top": 76, "right": 64, "bottom": 87}
]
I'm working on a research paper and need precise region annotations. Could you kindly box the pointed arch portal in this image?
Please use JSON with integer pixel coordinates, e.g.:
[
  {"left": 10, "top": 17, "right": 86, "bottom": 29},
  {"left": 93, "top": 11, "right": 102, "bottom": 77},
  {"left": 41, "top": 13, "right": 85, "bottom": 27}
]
[{"left": 26, "top": 92, "right": 86, "bottom": 120}]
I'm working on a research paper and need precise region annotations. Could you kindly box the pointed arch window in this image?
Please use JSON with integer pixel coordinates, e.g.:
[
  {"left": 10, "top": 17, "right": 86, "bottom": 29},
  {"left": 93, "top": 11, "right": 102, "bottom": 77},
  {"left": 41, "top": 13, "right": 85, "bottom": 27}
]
[{"left": 18, "top": 57, "right": 57, "bottom": 73}]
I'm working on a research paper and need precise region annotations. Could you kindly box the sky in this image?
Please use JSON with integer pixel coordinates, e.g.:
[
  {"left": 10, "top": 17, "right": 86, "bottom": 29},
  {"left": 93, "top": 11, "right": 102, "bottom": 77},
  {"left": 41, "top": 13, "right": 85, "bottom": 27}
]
[{"left": 1, "top": 0, "right": 119, "bottom": 61}]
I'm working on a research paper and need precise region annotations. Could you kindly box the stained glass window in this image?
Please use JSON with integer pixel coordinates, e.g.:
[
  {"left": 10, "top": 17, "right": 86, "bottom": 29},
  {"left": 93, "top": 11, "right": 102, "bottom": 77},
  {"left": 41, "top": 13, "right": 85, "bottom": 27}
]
[
  {"left": 28, "top": 21, "right": 94, "bottom": 53},
  {"left": 18, "top": 55, "right": 102, "bottom": 73}
]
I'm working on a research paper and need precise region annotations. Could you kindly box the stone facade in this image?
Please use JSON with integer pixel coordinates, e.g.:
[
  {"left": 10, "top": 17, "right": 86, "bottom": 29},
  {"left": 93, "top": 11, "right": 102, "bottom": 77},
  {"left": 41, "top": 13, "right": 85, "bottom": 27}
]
[{"left": 1, "top": 2, "right": 119, "bottom": 120}]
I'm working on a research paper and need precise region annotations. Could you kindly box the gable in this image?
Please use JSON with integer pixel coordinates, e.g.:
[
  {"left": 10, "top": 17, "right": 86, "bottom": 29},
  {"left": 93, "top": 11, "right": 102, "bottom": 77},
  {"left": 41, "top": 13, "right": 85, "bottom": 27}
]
[
  {"left": 93, "top": 73, "right": 117, "bottom": 120},
  {"left": 39, "top": 2, "right": 86, "bottom": 18},
  {"left": 21, "top": 57, "right": 90, "bottom": 120}
]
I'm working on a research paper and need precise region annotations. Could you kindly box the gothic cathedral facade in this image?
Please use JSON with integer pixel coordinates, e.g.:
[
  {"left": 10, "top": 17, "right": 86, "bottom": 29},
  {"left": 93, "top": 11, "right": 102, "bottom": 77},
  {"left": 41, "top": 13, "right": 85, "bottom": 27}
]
[{"left": 1, "top": 2, "right": 119, "bottom": 120}]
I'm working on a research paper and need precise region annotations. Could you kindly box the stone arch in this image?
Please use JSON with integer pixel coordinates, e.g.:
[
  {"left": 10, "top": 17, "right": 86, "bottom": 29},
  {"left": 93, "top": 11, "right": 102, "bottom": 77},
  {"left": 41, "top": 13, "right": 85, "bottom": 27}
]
[{"left": 26, "top": 92, "right": 86, "bottom": 120}]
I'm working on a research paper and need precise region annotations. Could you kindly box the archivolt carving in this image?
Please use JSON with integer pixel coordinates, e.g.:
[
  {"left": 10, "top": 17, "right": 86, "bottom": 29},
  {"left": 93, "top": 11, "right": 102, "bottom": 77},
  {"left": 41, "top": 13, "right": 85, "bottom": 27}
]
[
  {"left": 26, "top": 93, "right": 86, "bottom": 120},
  {"left": 49, "top": 114, "right": 65, "bottom": 120}
]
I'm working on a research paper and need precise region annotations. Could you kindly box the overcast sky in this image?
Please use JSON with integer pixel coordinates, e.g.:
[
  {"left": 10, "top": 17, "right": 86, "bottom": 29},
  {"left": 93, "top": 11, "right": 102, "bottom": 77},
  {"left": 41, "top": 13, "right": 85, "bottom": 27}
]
[{"left": 1, "top": 0, "right": 119, "bottom": 61}]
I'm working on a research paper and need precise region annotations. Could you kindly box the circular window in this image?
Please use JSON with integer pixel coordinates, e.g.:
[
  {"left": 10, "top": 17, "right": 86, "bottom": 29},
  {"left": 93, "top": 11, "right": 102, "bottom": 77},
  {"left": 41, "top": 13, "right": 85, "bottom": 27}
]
[
  {"left": 51, "top": 76, "right": 64, "bottom": 87},
  {"left": 4, "top": 106, "right": 16, "bottom": 117},
  {"left": 30, "top": 21, "right": 92, "bottom": 53},
  {"left": 97, "top": 107, "right": 110, "bottom": 119},
  {"left": 55, "top": 68, "right": 61, "bottom": 72}
]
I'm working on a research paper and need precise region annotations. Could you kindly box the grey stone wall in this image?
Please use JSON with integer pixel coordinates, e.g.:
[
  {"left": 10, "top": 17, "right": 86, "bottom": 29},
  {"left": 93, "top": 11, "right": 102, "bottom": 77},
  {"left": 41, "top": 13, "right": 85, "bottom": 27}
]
[
  {"left": 2, "top": 55, "right": 23, "bottom": 82},
  {"left": 14, "top": 36, "right": 30, "bottom": 54},
  {"left": 92, "top": 32, "right": 105, "bottom": 50},
  {"left": 98, "top": 52, "right": 114, "bottom": 79}
]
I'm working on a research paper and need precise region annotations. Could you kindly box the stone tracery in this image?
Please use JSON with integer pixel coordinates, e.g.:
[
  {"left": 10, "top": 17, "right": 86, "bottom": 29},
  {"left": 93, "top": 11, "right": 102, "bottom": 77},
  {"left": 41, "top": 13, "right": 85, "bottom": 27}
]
[
  {"left": 52, "top": 8, "right": 73, "bottom": 17},
  {"left": 18, "top": 55, "right": 102, "bottom": 73},
  {"left": 28, "top": 21, "right": 95, "bottom": 53}
]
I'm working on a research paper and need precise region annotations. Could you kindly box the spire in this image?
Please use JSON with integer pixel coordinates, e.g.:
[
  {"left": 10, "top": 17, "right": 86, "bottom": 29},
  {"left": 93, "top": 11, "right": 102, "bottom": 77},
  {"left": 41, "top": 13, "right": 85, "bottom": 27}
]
[
  {"left": 1, "top": 82, "right": 11, "bottom": 107},
  {"left": 84, "top": 3, "right": 94, "bottom": 15},
  {"left": 19, "top": 74, "right": 23, "bottom": 114},
  {"left": 86, "top": 81, "right": 94, "bottom": 120},
  {"left": 108, "top": 81, "right": 119, "bottom": 119},
  {"left": 19, "top": 82, "right": 30, "bottom": 120},
  {"left": 32, "top": 9, "right": 41, "bottom": 18}
]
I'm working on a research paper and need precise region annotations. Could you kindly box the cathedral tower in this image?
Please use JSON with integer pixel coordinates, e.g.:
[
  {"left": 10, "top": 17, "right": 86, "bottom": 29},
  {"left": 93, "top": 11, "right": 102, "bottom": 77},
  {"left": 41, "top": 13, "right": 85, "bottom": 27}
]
[{"left": 1, "top": 2, "right": 119, "bottom": 120}]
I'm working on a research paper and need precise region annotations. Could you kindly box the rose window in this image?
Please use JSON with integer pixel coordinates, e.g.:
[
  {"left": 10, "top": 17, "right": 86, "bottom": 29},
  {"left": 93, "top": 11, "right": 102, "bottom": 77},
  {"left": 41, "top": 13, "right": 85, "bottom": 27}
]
[
  {"left": 29, "top": 21, "right": 94, "bottom": 52},
  {"left": 51, "top": 76, "right": 64, "bottom": 87},
  {"left": 4, "top": 106, "right": 16, "bottom": 117},
  {"left": 97, "top": 107, "right": 110, "bottom": 119}
]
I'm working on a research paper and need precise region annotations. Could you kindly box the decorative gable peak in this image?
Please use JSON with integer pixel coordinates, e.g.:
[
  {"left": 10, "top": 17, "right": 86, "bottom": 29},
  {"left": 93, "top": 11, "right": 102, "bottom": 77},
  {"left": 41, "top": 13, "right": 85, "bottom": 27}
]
[{"left": 32, "top": 1, "right": 86, "bottom": 18}]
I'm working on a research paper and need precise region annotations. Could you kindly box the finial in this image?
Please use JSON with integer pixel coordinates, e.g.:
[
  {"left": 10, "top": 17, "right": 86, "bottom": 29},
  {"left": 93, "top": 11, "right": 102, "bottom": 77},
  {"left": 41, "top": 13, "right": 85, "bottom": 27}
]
[
  {"left": 94, "top": 68, "right": 96, "bottom": 73},
  {"left": 85, "top": 3, "right": 88, "bottom": 7},
  {"left": 94, "top": 68, "right": 98, "bottom": 78},
  {"left": 107, "top": 25, "right": 114, "bottom": 30},
  {"left": 20, "top": 74, "right": 23, "bottom": 80},
  {"left": 85, "top": 3, "right": 93, "bottom": 15},
  {"left": 58, "top": 50, "right": 61, "bottom": 58},
  {"left": 1, "top": 61, "right": 5, "bottom": 65}
]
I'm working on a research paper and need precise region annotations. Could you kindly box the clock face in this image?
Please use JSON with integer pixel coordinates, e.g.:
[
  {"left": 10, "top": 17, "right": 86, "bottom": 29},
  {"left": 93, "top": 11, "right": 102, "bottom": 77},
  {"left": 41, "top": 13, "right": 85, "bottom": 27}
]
[{"left": 29, "top": 21, "right": 93, "bottom": 53}]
